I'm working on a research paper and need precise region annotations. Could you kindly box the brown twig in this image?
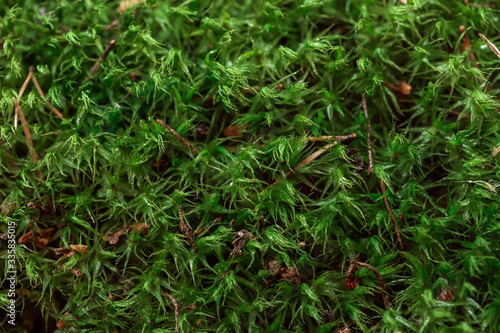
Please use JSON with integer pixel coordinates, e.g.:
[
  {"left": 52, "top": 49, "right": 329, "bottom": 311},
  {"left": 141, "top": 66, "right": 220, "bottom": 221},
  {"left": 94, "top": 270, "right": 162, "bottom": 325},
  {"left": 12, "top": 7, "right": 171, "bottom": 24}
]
[
  {"left": 14, "top": 68, "right": 35, "bottom": 129},
  {"left": 13, "top": 97, "right": 43, "bottom": 179},
  {"left": 350, "top": 260, "right": 391, "bottom": 311},
  {"left": 18, "top": 67, "right": 34, "bottom": 99},
  {"left": 164, "top": 293, "right": 180, "bottom": 333},
  {"left": 89, "top": 40, "right": 116, "bottom": 76},
  {"left": 361, "top": 94, "right": 374, "bottom": 174},
  {"left": 479, "top": 33, "right": 500, "bottom": 59},
  {"left": 157, "top": 119, "right": 200, "bottom": 155},
  {"left": 31, "top": 76, "right": 64, "bottom": 119},
  {"left": 178, "top": 205, "right": 198, "bottom": 253},
  {"left": 448, "top": 109, "right": 471, "bottom": 119},
  {"left": 280, "top": 133, "right": 357, "bottom": 181},
  {"left": 380, "top": 178, "right": 404, "bottom": 250}
]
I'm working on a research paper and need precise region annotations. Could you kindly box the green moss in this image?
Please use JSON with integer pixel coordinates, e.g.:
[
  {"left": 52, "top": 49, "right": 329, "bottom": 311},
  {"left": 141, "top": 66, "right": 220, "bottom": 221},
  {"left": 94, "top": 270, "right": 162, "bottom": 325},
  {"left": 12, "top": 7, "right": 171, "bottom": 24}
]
[{"left": 1, "top": 0, "right": 499, "bottom": 332}]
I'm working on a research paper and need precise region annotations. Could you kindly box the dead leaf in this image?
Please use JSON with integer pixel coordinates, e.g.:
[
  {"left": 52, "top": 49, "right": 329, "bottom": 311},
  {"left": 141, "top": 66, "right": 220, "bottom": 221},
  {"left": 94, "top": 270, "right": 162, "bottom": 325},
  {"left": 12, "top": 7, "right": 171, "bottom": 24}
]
[
  {"left": 18, "top": 228, "right": 54, "bottom": 248},
  {"left": 54, "top": 245, "right": 87, "bottom": 257},
  {"left": 70, "top": 244, "right": 88, "bottom": 254},
  {"left": 397, "top": 81, "right": 412, "bottom": 95},
  {"left": 72, "top": 269, "right": 83, "bottom": 277},
  {"left": 229, "top": 229, "right": 254, "bottom": 258},
  {"left": 437, "top": 287, "right": 455, "bottom": 301},
  {"left": 264, "top": 259, "right": 302, "bottom": 284},
  {"left": 493, "top": 146, "right": 500, "bottom": 156},
  {"left": 117, "top": 0, "right": 143, "bottom": 14},
  {"left": 134, "top": 223, "right": 150, "bottom": 235},
  {"left": 106, "top": 228, "right": 128, "bottom": 245}
]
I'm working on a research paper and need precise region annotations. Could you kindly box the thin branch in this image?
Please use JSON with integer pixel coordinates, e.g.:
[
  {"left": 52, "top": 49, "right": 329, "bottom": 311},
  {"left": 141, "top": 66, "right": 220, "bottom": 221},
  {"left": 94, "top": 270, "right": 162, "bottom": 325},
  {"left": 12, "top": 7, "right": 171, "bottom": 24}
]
[
  {"left": 18, "top": 67, "right": 34, "bottom": 99},
  {"left": 380, "top": 178, "right": 404, "bottom": 250},
  {"left": 345, "top": 253, "right": 361, "bottom": 277},
  {"left": 89, "top": 39, "right": 116, "bottom": 76},
  {"left": 31, "top": 76, "right": 64, "bottom": 119},
  {"left": 268, "top": 133, "right": 357, "bottom": 186},
  {"left": 448, "top": 109, "right": 471, "bottom": 119},
  {"left": 283, "top": 133, "right": 357, "bottom": 180},
  {"left": 479, "top": 33, "right": 500, "bottom": 59},
  {"left": 82, "top": 40, "right": 116, "bottom": 85},
  {"left": 14, "top": 67, "right": 35, "bottom": 129},
  {"left": 350, "top": 260, "right": 391, "bottom": 311},
  {"left": 164, "top": 293, "right": 180, "bottom": 333},
  {"left": 157, "top": 119, "right": 200, "bottom": 155},
  {"left": 178, "top": 205, "right": 198, "bottom": 253},
  {"left": 13, "top": 97, "right": 43, "bottom": 179},
  {"left": 307, "top": 133, "right": 357, "bottom": 142},
  {"left": 361, "top": 93, "right": 374, "bottom": 174}
]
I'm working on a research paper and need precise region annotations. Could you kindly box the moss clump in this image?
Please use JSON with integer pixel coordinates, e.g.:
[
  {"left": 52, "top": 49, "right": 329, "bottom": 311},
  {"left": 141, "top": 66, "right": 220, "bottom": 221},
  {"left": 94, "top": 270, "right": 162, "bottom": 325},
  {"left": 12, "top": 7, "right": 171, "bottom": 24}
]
[{"left": 1, "top": 0, "right": 499, "bottom": 332}]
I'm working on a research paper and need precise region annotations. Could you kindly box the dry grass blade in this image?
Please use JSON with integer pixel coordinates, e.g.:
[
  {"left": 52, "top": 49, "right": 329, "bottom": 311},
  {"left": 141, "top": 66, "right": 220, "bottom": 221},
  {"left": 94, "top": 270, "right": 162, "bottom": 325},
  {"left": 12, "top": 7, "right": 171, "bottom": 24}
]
[
  {"left": 178, "top": 205, "right": 198, "bottom": 252},
  {"left": 270, "top": 133, "right": 357, "bottom": 184},
  {"left": 164, "top": 293, "right": 180, "bottom": 333},
  {"left": 380, "top": 178, "right": 404, "bottom": 250},
  {"left": 157, "top": 119, "right": 200, "bottom": 155},
  {"left": 361, "top": 93, "right": 374, "bottom": 174},
  {"left": 479, "top": 33, "right": 500, "bottom": 59}
]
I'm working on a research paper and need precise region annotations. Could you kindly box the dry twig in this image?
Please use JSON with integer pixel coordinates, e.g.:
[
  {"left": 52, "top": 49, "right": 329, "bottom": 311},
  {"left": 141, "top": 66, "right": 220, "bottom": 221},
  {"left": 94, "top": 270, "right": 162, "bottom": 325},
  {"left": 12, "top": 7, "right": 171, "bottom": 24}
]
[
  {"left": 164, "top": 293, "right": 180, "bottom": 333},
  {"left": 14, "top": 68, "right": 35, "bottom": 129},
  {"left": 89, "top": 40, "right": 116, "bottom": 76},
  {"left": 350, "top": 260, "right": 391, "bottom": 310},
  {"left": 448, "top": 109, "right": 471, "bottom": 119},
  {"left": 13, "top": 97, "right": 43, "bottom": 179},
  {"left": 157, "top": 119, "right": 200, "bottom": 155},
  {"left": 280, "top": 133, "right": 357, "bottom": 181},
  {"left": 380, "top": 178, "right": 404, "bottom": 250},
  {"left": 178, "top": 205, "right": 198, "bottom": 253},
  {"left": 361, "top": 94, "right": 374, "bottom": 174},
  {"left": 479, "top": 33, "right": 500, "bottom": 59},
  {"left": 31, "top": 75, "right": 64, "bottom": 119}
]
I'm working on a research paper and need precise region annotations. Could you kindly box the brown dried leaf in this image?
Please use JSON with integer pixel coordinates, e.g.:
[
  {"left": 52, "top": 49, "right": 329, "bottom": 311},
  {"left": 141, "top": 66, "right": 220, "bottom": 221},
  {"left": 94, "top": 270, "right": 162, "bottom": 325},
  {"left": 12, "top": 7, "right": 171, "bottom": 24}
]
[
  {"left": 229, "top": 229, "right": 254, "bottom": 258},
  {"left": 397, "top": 81, "right": 412, "bottom": 95},
  {"left": 223, "top": 125, "right": 245, "bottom": 137},
  {"left": 264, "top": 260, "right": 302, "bottom": 284},
  {"left": 18, "top": 228, "right": 54, "bottom": 248},
  {"left": 437, "top": 287, "right": 455, "bottom": 301},
  {"left": 54, "top": 247, "right": 74, "bottom": 257},
  {"left": 70, "top": 244, "right": 88, "bottom": 254},
  {"left": 117, "top": 0, "right": 143, "bottom": 14},
  {"left": 493, "top": 146, "right": 500, "bottom": 156},
  {"left": 106, "top": 228, "right": 128, "bottom": 245},
  {"left": 279, "top": 265, "right": 302, "bottom": 284},
  {"left": 72, "top": 269, "right": 83, "bottom": 277},
  {"left": 134, "top": 223, "right": 150, "bottom": 235}
]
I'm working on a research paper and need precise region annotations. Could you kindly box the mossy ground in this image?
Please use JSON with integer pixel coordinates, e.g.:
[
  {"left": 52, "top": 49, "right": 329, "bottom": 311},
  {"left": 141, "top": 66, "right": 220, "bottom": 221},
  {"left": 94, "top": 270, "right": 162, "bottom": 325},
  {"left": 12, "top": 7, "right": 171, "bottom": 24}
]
[{"left": 1, "top": 0, "right": 500, "bottom": 332}]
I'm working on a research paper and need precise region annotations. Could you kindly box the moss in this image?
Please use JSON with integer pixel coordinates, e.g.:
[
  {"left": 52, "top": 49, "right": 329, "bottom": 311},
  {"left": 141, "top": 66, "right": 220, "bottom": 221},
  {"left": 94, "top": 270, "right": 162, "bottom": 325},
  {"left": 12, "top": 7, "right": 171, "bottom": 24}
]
[{"left": 0, "top": 0, "right": 499, "bottom": 332}]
